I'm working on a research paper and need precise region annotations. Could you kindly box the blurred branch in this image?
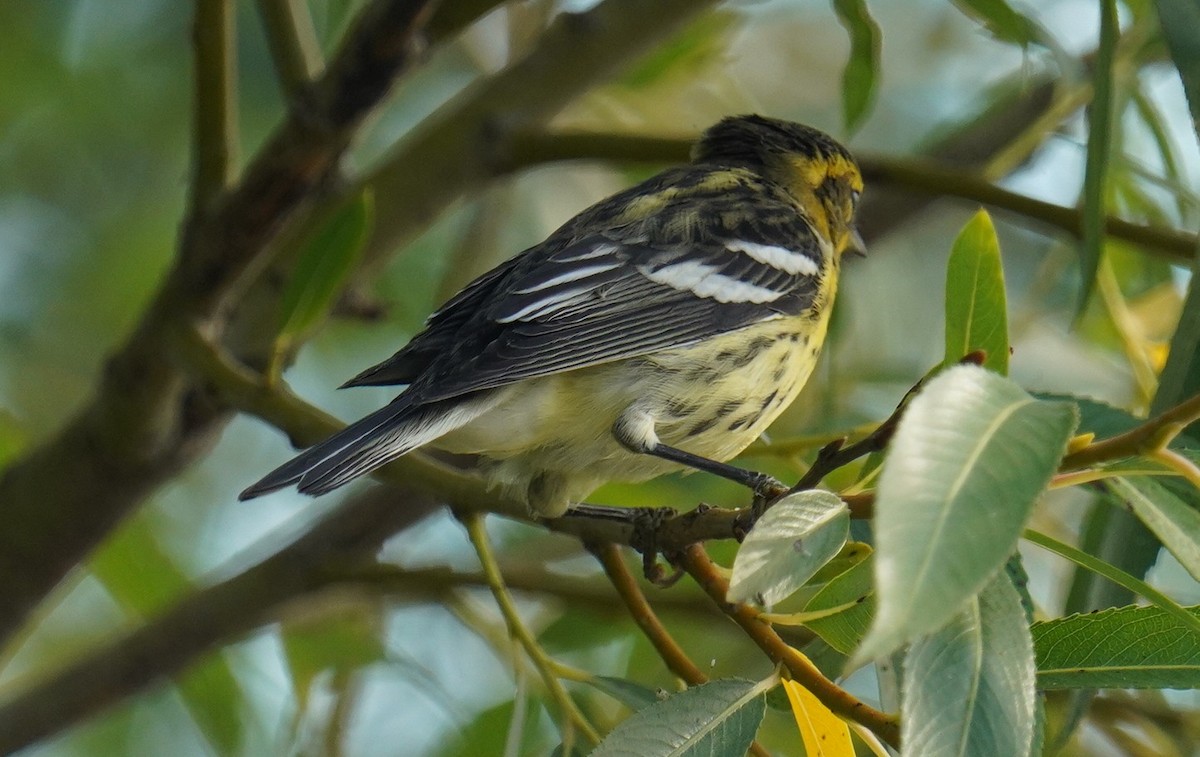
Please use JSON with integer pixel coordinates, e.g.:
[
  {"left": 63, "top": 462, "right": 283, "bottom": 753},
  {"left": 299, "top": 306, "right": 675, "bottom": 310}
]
[
  {"left": 0, "top": 484, "right": 441, "bottom": 755},
  {"left": 499, "top": 131, "right": 1199, "bottom": 265},
  {"left": 353, "top": 0, "right": 719, "bottom": 274},
  {"left": 460, "top": 512, "right": 600, "bottom": 746},
  {"left": 192, "top": 0, "right": 238, "bottom": 209},
  {"left": 677, "top": 544, "right": 901, "bottom": 749},
  {"left": 256, "top": 0, "right": 324, "bottom": 98},
  {"left": 0, "top": 0, "right": 440, "bottom": 646}
]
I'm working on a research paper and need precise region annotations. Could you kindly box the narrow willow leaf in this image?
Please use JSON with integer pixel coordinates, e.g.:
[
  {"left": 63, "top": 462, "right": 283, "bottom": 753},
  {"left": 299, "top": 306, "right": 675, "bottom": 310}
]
[
  {"left": 1075, "top": 0, "right": 1118, "bottom": 317},
  {"left": 854, "top": 366, "right": 1077, "bottom": 664},
  {"left": 951, "top": 0, "right": 1041, "bottom": 46},
  {"left": 782, "top": 679, "right": 854, "bottom": 756},
  {"left": 831, "top": 0, "right": 881, "bottom": 134},
  {"left": 728, "top": 490, "right": 849, "bottom": 606},
  {"left": 277, "top": 189, "right": 374, "bottom": 345},
  {"left": 944, "top": 210, "right": 1009, "bottom": 374},
  {"left": 1107, "top": 477, "right": 1200, "bottom": 582},
  {"left": 903, "top": 574, "right": 1036, "bottom": 757},
  {"left": 1034, "top": 604, "right": 1200, "bottom": 689},
  {"left": 591, "top": 678, "right": 767, "bottom": 757},
  {"left": 803, "top": 554, "right": 875, "bottom": 655},
  {"left": 1023, "top": 528, "right": 1200, "bottom": 637},
  {"left": 1153, "top": 0, "right": 1200, "bottom": 137}
]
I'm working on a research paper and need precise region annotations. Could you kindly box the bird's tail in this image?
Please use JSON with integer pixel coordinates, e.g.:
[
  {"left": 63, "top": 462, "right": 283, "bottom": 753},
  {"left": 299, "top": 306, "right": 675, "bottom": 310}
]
[{"left": 239, "top": 394, "right": 492, "bottom": 500}]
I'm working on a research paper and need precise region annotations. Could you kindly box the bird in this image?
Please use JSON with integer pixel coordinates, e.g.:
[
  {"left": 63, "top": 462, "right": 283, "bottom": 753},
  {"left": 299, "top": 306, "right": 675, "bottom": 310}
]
[{"left": 240, "top": 114, "right": 864, "bottom": 517}]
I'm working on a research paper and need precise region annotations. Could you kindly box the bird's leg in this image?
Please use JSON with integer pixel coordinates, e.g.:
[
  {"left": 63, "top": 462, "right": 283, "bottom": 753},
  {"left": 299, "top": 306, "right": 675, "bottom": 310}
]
[{"left": 612, "top": 412, "right": 787, "bottom": 507}]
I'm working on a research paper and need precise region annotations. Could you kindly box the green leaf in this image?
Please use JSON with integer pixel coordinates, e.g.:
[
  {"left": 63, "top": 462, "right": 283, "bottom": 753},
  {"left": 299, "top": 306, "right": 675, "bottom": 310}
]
[
  {"left": 832, "top": 0, "right": 881, "bottom": 134},
  {"left": 590, "top": 678, "right": 768, "bottom": 757},
  {"left": 803, "top": 554, "right": 875, "bottom": 655},
  {"left": 902, "top": 573, "right": 1037, "bottom": 757},
  {"left": 1075, "top": 0, "right": 1119, "bottom": 317},
  {"left": 617, "top": 11, "right": 735, "bottom": 89},
  {"left": 90, "top": 516, "right": 245, "bottom": 753},
  {"left": 0, "top": 409, "right": 25, "bottom": 472},
  {"left": 584, "top": 676, "right": 662, "bottom": 712},
  {"left": 944, "top": 210, "right": 1009, "bottom": 374},
  {"left": 1035, "top": 604, "right": 1200, "bottom": 689},
  {"left": 1107, "top": 476, "right": 1200, "bottom": 582},
  {"left": 952, "top": 0, "right": 1042, "bottom": 47},
  {"left": 1023, "top": 528, "right": 1200, "bottom": 637},
  {"left": 1154, "top": 0, "right": 1200, "bottom": 140},
  {"left": 283, "top": 607, "right": 386, "bottom": 714},
  {"left": 854, "top": 366, "right": 1078, "bottom": 663},
  {"left": 728, "top": 490, "right": 849, "bottom": 606},
  {"left": 277, "top": 189, "right": 374, "bottom": 347}
]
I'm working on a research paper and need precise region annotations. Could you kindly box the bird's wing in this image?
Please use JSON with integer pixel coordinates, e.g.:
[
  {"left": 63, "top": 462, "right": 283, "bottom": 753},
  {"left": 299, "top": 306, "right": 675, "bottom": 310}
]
[
  {"left": 404, "top": 190, "right": 832, "bottom": 404},
  {"left": 341, "top": 253, "right": 526, "bottom": 387}
]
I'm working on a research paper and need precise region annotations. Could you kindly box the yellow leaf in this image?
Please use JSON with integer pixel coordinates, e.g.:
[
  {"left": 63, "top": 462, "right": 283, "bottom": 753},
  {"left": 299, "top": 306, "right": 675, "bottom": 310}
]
[{"left": 782, "top": 678, "right": 855, "bottom": 756}]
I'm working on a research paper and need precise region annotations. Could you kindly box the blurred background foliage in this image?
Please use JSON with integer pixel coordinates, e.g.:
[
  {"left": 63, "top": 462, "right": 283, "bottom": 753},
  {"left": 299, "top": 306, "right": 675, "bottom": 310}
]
[{"left": 0, "top": 0, "right": 1197, "bottom": 754}]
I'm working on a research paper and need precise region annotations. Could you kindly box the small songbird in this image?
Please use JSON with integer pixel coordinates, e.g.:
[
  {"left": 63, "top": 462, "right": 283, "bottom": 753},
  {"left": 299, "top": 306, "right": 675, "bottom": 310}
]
[{"left": 241, "top": 115, "right": 864, "bottom": 516}]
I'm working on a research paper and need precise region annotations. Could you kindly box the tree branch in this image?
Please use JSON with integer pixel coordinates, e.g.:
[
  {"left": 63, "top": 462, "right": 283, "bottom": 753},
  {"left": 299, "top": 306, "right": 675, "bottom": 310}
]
[
  {"left": 677, "top": 544, "right": 900, "bottom": 749},
  {"left": 0, "top": 0, "right": 441, "bottom": 645},
  {"left": 191, "top": 0, "right": 238, "bottom": 210},
  {"left": 256, "top": 0, "right": 324, "bottom": 99},
  {"left": 498, "top": 131, "right": 1199, "bottom": 265},
  {"left": 592, "top": 543, "right": 708, "bottom": 686}
]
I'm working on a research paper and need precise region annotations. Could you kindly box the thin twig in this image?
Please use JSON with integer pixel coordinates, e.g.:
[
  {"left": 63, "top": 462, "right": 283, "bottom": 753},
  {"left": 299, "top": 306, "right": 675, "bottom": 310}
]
[
  {"left": 500, "top": 131, "right": 1198, "bottom": 265},
  {"left": 1062, "top": 391, "right": 1200, "bottom": 468},
  {"left": 459, "top": 512, "right": 600, "bottom": 746},
  {"left": 591, "top": 543, "right": 707, "bottom": 685},
  {"left": 191, "top": 0, "right": 238, "bottom": 209},
  {"left": 677, "top": 544, "right": 900, "bottom": 749}
]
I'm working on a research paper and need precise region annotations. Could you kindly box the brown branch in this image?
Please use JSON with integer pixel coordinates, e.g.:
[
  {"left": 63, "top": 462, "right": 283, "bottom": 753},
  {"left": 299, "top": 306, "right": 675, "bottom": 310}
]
[
  {"left": 677, "top": 544, "right": 901, "bottom": 749},
  {"left": 0, "top": 0, "right": 445, "bottom": 645},
  {"left": 1061, "top": 391, "right": 1200, "bottom": 469},
  {"left": 592, "top": 543, "right": 707, "bottom": 685},
  {"left": 0, "top": 486, "right": 441, "bottom": 755}
]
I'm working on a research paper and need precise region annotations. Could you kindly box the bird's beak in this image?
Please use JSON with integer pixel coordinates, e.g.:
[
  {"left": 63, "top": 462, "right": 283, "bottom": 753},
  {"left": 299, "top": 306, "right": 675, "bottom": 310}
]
[{"left": 847, "top": 228, "right": 867, "bottom": 257}]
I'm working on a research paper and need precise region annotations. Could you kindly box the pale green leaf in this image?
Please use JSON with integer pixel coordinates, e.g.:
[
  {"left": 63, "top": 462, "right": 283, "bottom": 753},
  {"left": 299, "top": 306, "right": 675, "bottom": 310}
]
[
  {"left": 1154, "top": 0, "right": 1200, "bottom": 139},
  {"left": 902, "top": 573, "right": 1036, "bottom": 757},
  {"left": 590, "top": 678, "right": 767, "bottom": 757},
  {"left": 952, "top": 0, "right": 1042, "bottom": 46},
  {"left": 1107, "top": 476, "right": 1200, "bottom": 583},
  {"left": 945, "top": 210, "right": 1009, "bottom": 374},
  {"left": 1075, "top": 0, "right": 1118, "bottom": 317},
  {"left": 854, "top": 366, "right": 1077, "bottom": 663},
  {"left": 728, "top": 490, "right": 849, "bottom": 606},
  {"left": 803, "top": 554, "right": 875, "bottom": 655},
  {"left": 1034, "top": 604, "right": 1200, "bottom": 689}
]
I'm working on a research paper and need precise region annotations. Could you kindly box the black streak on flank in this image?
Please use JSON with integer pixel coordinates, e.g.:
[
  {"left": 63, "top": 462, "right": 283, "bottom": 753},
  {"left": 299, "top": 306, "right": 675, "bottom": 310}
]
[
  {"left": 687, "top": 416, "right": 721, "bottom": 437},
  {"left": 728, "top": 413, "right": 759, "bottom": 432},
  {"left": 759, "top": 390, "right": 779, "bottom": 413}
]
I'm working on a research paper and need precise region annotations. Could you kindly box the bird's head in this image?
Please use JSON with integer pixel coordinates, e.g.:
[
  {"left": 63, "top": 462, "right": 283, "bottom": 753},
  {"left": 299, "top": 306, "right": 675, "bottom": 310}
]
[{"left": 693, "top": 115, "right": 865, "bottom": 256}]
